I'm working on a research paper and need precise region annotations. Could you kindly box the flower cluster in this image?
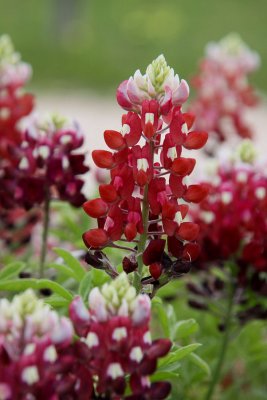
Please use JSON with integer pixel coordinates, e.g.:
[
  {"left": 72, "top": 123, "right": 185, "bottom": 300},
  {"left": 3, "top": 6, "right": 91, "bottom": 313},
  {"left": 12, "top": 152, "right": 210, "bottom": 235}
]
[
  {"left": 0, "top": 290, "right": 89, "bottom": 400},
  {"left": 189, "top": 142, "right": 267, "bottom": 319},
  {"left": 83, "top": 55, "right": 208, "bottom": 286},
  {"left": 0, "top": 34, "right": 34, "bottom": 158},
  {"left": 190, "top": 34, "right": 260, "bottom": 148},
  {"left": 70, "top": 273, "right": 172, "bottom": 399},
  {"left": 0, "top": 114, "right": 89, "bottom": 210}
]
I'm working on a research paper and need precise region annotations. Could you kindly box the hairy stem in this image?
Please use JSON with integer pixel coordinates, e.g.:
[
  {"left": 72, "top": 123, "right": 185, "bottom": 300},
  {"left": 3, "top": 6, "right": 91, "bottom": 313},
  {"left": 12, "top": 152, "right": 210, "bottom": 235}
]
[
  {"left": 39, "top": 190, "right": 50, "bottom": 278},
  {"left": 205, "top": 282, "right": 235, "bottom": 400}
]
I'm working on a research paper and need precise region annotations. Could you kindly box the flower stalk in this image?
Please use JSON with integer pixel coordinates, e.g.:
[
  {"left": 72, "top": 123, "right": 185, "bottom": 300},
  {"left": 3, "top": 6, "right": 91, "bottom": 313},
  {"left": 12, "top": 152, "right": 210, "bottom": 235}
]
[
  {"left": 205, "top": 281, "right": 235, "bottom": 400},
  {"left": 39, "top": 189, "right": 50, "bottom": 278}
]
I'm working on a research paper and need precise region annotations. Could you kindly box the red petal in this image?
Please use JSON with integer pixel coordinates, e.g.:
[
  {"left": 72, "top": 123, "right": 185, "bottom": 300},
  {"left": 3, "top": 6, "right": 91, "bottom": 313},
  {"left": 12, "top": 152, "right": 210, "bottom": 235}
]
[
  {"left": 182, "top": 242, "right": 201, "bottom": 261},
  {"left": 171, "top": 157, "right": 196, "bottom": 176},
  {"left": 183, "top": 131, "right": 208, "bottom": 150},
  {"left": 178, "top": 222, "right": 199, "bottom": 241},
  {"left": 104, "top": 130, "right": 125, "bottom": 150},
  {"left": 183, "top": 112, "right": 195, "bottom": 129},
  {"left": 149, "top": 262, "right": 163, "bottom": 279},
  {"left": 183, "top": 184, "right": 209, "bottom": 203},
  {"left": 82, "top": 229, "right": 108, "bottom": 248},
  {"left": 92, "top": 150, "right": 114, "bottom": 169},
  {"left": 99, "top": 184, "right": 118, "bottom": 203},
  {"left": 83, "top": 198, "right": 108, "bottom": 218},
  {"left": 143, "top": 239, "right": 166, "bottom": 265},
  {"left": 124, "top": 222, "right": 137, "bottom": 241}
]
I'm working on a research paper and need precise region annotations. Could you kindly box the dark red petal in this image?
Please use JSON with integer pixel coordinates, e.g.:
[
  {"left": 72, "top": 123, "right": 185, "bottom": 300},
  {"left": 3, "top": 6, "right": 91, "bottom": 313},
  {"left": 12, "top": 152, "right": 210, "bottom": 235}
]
[
  {"left": 104, "top": 130, "right": 125, "bottom": 150},
  {"left": 143, "top": 239, "right": 166, "bottom": 265},
  {"left": 171, "top": 157, "right": 196, "bottom": 176},
  {"left": 149, "top": 262, "right": 163, "bottom": 279},
  {"left": 178, "top": 222, "right": 200, "bottom": 241},
  {"left": 182, "top": 242, "right": 201, "bottom": 261},
  {"left": 183, "top": 184, "right": 209, "bottom": 203},
  {"left": 149, "top": 382, "right": 172, "bottom": 400},
  {"left": 146, "top": 339, "right": 172, "bottom": 359},
  {"left": 82, "top": 229, "right": 108, "bottom": 248},
  {"left": 92, "top": 150, "right": 114, "bottom": 169},
  {"left": 83, "top": 198, "right": 108, "bottom": 218},
  {"left": 183, "top": 131, "right": 208, "bottom": 150}
]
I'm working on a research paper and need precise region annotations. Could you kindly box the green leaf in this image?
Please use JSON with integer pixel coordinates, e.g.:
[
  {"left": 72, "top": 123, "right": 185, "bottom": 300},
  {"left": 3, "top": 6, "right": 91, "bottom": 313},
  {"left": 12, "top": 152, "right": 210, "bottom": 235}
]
[
  {"left": 152, "top": 297, "right": 170, "bottom": 337},
  {"left": 159, "top": 343, "right": 202, "bottom": 369},
  {"left": 174, "top": 319, "right": 199, "bottom": 339},
  {"left": 0, "top": 262, "right": 25, "bottom": 280},
  {"left": 157, "top": 360, "right": 181, "bottom": 373},
  {"left": 44, "top": 294, "right": 70, "bottom": 308},
  {"left": 54, "top": 248, "right": 85, "bottom": 281},
  {"left": 150, "top": 371, "right": 179, "bottom": 382},
  {"left": 0, "top": 279, "right": 73, "bottom": 302},
  {"left": 189, "top": 353, "right": 211, "bottom": 376},
  {"left": 78, "top": 271, "right": 93, "bottom": 301},
  {"left": 91, "top": 268, "right": 110, "bottom": 286},
  {"left": 48, "top": 263, "right": 78, "bottom": 281}
]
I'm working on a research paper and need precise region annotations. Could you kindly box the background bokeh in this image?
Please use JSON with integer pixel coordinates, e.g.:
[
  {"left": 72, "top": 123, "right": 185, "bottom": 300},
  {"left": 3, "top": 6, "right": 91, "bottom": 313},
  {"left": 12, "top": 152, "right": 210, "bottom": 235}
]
[{"left": 1, "top": 0, "right": 266, "bottom": 92}]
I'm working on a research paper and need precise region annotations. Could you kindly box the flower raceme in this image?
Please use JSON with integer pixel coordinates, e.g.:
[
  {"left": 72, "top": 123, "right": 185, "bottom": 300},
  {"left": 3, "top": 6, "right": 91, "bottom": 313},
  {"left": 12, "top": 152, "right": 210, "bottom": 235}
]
[
  {"left": 190, "top": 34, "right": 260, "bottom": 148},
  {"left": 0, "top": 35, "right": 34, "bottom": 158},
  {"left": 189, "top": 143, "right": 267, "bottom": 320},
  {"left": 0, "top": 290, "right": 83, "bottom": 400},
  {"left": 69, "top": 273, "right": 172, "bottom": 399},
  {"left": 83, "top": 55, "right": 208, "bottom": 287},
  {"left": 0, "top": 114, "right": 89, "bottom": 210}
]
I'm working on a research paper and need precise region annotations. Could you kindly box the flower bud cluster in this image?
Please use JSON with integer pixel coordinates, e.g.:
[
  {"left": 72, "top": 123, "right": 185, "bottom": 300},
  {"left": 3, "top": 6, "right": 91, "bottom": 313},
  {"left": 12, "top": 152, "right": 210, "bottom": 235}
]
[
  {"left": 190, "top": 34, "right": 260, "bottom": 147},
  {"left": 0, "top": 35, "right": 34, "bottom": 158},
  {"left": 0, "top": 114, "right": 89, "bottom": 210},
  {"left": 83, "top": 55, "right": 208, "bottom": 283},
  {"left": 69, "top": 273, "right": 172, "bottom": 399},
  {"left": 190, "top": 142, "right": 267, "bottom": 318},
  {"left": 0, "top": 290, "right": 86, "bottom": 399}
]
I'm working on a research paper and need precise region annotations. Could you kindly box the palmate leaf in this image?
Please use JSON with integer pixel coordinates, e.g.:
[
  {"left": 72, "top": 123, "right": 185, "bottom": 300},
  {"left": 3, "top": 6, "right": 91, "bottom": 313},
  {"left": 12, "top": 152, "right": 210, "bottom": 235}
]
[
  {"left": 174, "top": 319, "right": 199, "bottom": 339},
  {"left": 0, "top": 261, "right": 25, "bottom": 280},
  {"left": 53, "top": 248, "right": 86, "bottom": 281},
  {"left": 78, "top": 271, "right": 93, "bottom": 302},
  {"left": 0, "top": 279, "right": 73, "bottom": 302}
]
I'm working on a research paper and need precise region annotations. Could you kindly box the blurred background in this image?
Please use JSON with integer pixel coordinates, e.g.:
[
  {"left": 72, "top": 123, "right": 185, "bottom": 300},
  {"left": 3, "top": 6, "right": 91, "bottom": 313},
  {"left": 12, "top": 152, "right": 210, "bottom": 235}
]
[
  {"left": 1, "top": 0, "right": 266, "bottom": 151},
  {"left": 1, "top": 0, "right": 266, "bottom": 91}
]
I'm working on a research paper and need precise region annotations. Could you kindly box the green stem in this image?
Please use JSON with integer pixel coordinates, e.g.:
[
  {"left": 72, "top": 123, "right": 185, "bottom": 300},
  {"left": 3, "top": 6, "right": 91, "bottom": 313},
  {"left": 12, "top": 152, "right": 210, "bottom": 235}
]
[
  {"left": 133, "top": 184, "right": 149, "bottom": 293},
  {"left": 133, "top": 141, "right": 154, "bottom": 293},
  {"left": 205, "top": 283, "right": 235, "bottom": 400},
  {"left": 39, "top": 190, "right": 50, "bottom": 278}
]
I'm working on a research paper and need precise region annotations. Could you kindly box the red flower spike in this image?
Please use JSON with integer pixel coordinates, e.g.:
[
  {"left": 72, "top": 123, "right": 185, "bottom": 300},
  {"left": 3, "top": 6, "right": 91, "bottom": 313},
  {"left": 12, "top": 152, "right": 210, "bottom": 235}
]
[
  {"left": 183, "top": 184, "right": 209, "bottom": 203},
  {"left": 92, "top": 150, "right": 114, "bottom": 169},
  {"left": 83, "top": 229, "right": 108, "bottom": 248},
  {"left": 169, "top": 174, "right": 186, "bottom": 197},
  {"left": 99, "top": 184, "right": 118, "bottom": 203},
  {"left": 104, "top": 130, "right": 125, "bottom": 150},
  {"left": 171, "top": 157, "right": 196, "bottom": 176},
  {"left": 83, "top": 198, "right": 108, "bottom": 218},
  {"left": 149, "top": 262, "right": 163, "bottom": 280},
  {"left": 183, "top": 131, "right": 208, "bottom": 150},
  {"left": 178, "top": 222, "right": 200, "bottom": 241}
]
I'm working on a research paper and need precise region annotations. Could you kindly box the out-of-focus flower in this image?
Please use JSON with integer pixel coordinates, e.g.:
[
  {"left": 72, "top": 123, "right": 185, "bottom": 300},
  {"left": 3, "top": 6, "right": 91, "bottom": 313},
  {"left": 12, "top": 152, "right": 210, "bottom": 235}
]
[
  {"left": 0, "top": 35, "right": 34, "bottom": 158},
  {"left": 190, "top": 34, "right": 260, "bottom": 149},
  {"left": 0, "top": 290, "right": 94, "bottom": 399},
  {"left": 189, "top": 141, "right": 267, "bottom": 321},
  {"left": 69, "top": 273, "right": 172, "bottom": 399},
  {"left": 0, "top": 114, "right": 89, "bottom": 210},
  {"left": 83, "top": 56, "right": 208, "bottom": 289}
]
